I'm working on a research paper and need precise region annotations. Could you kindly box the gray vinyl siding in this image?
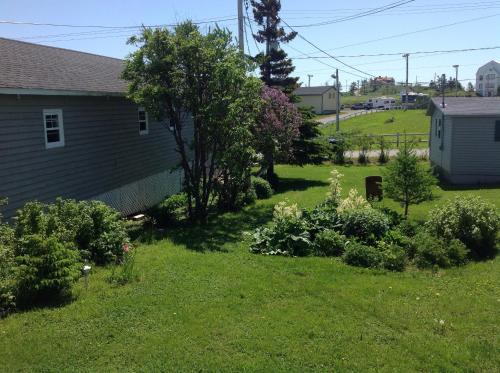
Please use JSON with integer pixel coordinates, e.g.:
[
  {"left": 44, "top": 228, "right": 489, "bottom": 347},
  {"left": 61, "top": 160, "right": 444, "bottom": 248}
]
[
  {"left": 0, "top": 94, "right": 189, "bottom": 218},
  {"left": 449, "top": 116, "right": 500, "bottom": 184},
  {"left": 429, "top": 110, "right": 453, "bottom": 177}
]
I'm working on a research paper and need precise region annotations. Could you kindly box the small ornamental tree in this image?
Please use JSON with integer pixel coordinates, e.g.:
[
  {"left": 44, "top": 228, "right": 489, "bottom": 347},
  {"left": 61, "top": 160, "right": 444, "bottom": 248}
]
[
  {"left": 254, "top": 86, "right": 301, "bottom": 183},
  {"left": 383, "top": 143, "right": 436, "bottom": 216},
  {"left": 123, "top": 22, "right": 262, "bottom": 222},
  {"left": 291, "top": 107, "right": 325, "bottom": 165}
]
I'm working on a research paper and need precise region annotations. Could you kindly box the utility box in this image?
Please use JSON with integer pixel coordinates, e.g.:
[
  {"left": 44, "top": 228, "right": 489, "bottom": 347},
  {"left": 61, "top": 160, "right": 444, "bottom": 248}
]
[{"left": 365, "top": 176, "right": 383, "bottom": 201}]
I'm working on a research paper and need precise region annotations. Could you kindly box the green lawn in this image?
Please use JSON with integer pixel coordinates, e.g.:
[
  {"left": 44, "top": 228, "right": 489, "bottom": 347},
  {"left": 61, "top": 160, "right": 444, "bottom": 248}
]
[
  {"left": 1, "top": 164, "right": 499, "bottom": 372},
  {"left": 321, "top": 109, "right": 429, "bottom": 137}
]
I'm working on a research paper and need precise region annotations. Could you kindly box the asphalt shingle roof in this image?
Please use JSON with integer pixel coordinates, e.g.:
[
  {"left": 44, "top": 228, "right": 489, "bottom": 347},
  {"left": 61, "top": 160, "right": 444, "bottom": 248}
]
[
  {"left": 0, "top": 38, "right": 127, "bottom": 94},
  {"left": 429, "top": 97, "right": 500, "bottom": 116},
  {"left": 294, "top": 86, "right": 333, "bottom": 96}
]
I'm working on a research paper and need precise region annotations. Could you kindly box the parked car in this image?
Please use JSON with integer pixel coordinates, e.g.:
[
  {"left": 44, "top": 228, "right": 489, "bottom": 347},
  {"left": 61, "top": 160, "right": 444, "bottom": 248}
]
[{"left": 351, "top": 103, "right": 364, "bottom": 110}]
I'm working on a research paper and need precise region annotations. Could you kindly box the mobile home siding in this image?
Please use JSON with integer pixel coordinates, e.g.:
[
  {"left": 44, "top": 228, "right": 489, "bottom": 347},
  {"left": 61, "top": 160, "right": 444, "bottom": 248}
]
[
  {"left": 429, "top": 110, "right": 453, "bottom": 177},
  {"left": 296, "top": 95, "right": 323, "bottom": 114},
  {"left": 449, "top": 116, "right": 500, "bottom": 184},
  {"left": 0, "top": 94, "right": 187, "bottom": 218}
]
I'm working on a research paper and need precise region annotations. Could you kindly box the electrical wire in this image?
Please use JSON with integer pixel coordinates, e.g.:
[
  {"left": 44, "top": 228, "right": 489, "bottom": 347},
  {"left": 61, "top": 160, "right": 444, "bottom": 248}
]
[
  {"left": 280, "top": 18, "right": 375, "bottom": 78},
  {"left": 244, "top": 0, "right": 261, "bottom": 54},
  {"left": 290, "top": 0, "right": 415, "bottom": 28}
]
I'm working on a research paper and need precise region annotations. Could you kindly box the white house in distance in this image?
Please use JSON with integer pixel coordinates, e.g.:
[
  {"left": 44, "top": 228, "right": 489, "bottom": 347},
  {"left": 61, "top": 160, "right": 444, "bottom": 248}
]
[
  {"left": 476, "top": 60, "right": 500, "bottom": 97},
  {"left": 294, "top": 86, "right": 337, "bottom": 114},
  {"left": 427, "top": 97, "right": 500, "bottom": 185}
]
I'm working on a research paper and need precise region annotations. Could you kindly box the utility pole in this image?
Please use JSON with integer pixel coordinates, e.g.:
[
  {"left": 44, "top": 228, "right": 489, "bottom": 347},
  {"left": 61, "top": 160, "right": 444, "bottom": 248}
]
[
  {"left": 452, "top": 64, "right": 459, "bottom": 97},
  {"left": 307, "top": 74, "right": 313, "bottom": 87},
  {"left": 402, "top": 53, "right": 409, "bottom": 110},
  {"left": 332, "top": 70, "right": 340, "bottom": 132},
  {"left": 237, "top": 0, "right": 244, "bottom": 53}
]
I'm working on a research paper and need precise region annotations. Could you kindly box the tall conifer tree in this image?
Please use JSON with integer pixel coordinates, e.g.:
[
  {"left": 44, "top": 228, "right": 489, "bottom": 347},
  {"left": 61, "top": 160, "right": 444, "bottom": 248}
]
[{"left": 251, "top": 0, "right": 299, "bottom": 95}]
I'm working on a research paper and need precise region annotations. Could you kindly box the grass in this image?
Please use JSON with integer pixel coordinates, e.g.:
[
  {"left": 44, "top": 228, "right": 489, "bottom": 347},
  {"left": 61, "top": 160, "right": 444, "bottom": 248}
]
[{"left": 1, "top": 164, "right": 499, "bottom": 372}]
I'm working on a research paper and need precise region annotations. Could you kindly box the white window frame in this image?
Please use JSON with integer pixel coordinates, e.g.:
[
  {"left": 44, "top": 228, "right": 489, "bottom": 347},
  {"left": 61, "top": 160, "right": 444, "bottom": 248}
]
[
  {"left": 138, "top": 107, "right": 149, "bottom": 135},
  {"left": 43, "top": 109, "right": 65, "bottom": 149}
]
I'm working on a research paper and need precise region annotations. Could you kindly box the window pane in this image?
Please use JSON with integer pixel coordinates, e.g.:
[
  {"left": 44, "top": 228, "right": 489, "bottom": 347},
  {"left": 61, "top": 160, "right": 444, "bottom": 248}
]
[
  {"left": 139, "top": 122, "right": 147, "bottom": 132},
  {"left": 45, "top": 115, "right": 59, "bottom": 129},
  {"left": 46, "top": 129, "right": 60, "bottom": 143},
  {"left": 495, "top": 120, "right": 500, "bottom": 142},
  {"left": 138, "top": 111, "right": 146, "bottom": 121}
]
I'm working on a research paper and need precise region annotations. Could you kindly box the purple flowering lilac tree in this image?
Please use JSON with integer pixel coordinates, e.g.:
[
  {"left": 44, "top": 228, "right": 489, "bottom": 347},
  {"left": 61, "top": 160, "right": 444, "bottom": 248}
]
[{"left": 254, "top": 86, "right": 301, "bottom": 183}]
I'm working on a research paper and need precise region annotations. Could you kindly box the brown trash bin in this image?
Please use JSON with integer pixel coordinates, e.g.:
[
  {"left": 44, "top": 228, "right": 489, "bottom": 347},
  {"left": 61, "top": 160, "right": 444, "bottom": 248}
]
[{"left": 365, "top": 176, "right": 383, "bottom": 201}]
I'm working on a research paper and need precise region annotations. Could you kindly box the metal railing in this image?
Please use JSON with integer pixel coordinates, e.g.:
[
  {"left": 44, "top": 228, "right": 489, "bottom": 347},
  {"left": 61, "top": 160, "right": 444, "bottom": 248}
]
[{"left": 346, "top": 132, "right": 429, "bottom": 147}]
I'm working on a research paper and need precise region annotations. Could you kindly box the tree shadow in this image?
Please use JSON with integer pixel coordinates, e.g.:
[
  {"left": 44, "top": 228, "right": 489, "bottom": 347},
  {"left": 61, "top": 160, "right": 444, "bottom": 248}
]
[
  {"left": 137, "top": 177, "right": 328, "bottom": 252},
  {"left": 274, "top": 177, "right": 329, "bottom": 194}
]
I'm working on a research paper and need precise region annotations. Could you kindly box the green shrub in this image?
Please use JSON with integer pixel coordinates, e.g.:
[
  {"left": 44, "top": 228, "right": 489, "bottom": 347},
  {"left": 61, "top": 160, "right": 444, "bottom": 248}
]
[
  {"left": 0, "top": 244, "right": 16, "bottom": 317},
  {"left": 342, "top": 241, "right": 384, "bottom": 268},
  {"left": 396, "top": 219, "right": 421, "bottom": 237},
  {"left": 14, "top": 199, "right": 129, "bottom": 265},
  {"left": 14, "top": 234, "right": 81, "bottom": 305},
  {"left": 149, "top": 193, "right": 187, "bottom": 227},
  {"left": 251, "top": 176, "right": 273, "bottom": 199},
  {"left": 250, "top": 202, "right": 312, "bottom": 257},
  {"left": 314, "top": 229, "right": 347, "bottom": 257},
  {"left": 377, "top": 241, "right": 407, "bottom": 272},
  {"left": 426, "top": 196, "right": 499, "bottom": 258},
  {"left": 235, "top": 186, "right": 257, "bottom": 208},
  {"left": 306, "top": 200, "right": 340, "bottom": 234},
  {"left": 341, "top": 208, "right": 390, "bottom": 244},
  {"left": 382, "top": 229, "right": 413, "bottom": 253},
  {"left": 412, "top": 232, "right": 469, "bottom": 269}
]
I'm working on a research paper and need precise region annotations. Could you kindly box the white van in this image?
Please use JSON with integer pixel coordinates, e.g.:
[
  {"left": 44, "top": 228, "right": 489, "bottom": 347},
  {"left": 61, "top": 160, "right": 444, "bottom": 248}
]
[{"left": 365, "top": 96, "right": 396, "bottom": 110}]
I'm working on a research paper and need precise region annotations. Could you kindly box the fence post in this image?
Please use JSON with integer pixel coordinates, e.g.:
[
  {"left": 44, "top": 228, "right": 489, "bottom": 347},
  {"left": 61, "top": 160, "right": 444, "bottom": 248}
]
[{"left": 396, "top": 133, "right": 400, "bottom": 148}]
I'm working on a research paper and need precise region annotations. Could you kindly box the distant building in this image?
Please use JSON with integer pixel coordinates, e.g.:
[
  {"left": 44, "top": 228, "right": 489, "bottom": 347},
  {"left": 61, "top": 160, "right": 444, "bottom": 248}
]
[
  {"left": 427, "top": 97, "right": 500, "bottom": 185},
  {"left": 373, "top": 76, "right": 395, "bottom": 86},
  {"left": 476, "top": 60, "right": 500, "bottom": 97},
  {"left": 294, "top": 86, "right": 337, "bottom": 114}
]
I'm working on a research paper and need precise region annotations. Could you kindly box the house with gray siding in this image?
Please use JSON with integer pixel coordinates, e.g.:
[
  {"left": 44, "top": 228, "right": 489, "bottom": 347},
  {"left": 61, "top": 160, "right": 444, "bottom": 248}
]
[
  {"left": 0, "top": 38, "right": 188, "bottom": 219},
  {"left": 427, "top": 97, "right": 500, "bottom": 185},
  {"left": 294, "top": 86, "right": 337, "bottom": 114}
]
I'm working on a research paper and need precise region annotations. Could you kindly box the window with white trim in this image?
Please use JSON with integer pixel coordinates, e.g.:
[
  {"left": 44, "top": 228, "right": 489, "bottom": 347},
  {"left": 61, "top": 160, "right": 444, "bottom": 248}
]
[
  {"left": 138, "top": 107, "right": 149, "bottom": 135},
  {"left": 43, "top": 109, "right": 65, "bottom": 149}
]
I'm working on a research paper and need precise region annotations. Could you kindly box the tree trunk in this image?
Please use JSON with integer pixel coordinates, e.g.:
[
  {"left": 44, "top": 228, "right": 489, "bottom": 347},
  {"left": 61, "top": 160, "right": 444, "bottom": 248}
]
[{"left": 404, "top": 202, "right": 409, "bottom": 217}]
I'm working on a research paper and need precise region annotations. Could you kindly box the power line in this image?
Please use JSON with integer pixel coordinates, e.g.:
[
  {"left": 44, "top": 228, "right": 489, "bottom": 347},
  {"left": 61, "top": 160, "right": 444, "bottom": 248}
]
[
  {"left": 292, "top": 13, "right": 500, "bottom": 56},
  {"left": 244, "top": 0, "right": 260, "bottom": 54},
  {"left": 0, "top": 16, "right": 238, "bottom": 29},
  {"left": 292, "top": 46, "right": 500, "bottom": 59},
  {"left": 280, "top": 18, "right": 375, "bottom": 78},
  {"left": 290, "top": 0, "right": 415, "bottom": 28}
]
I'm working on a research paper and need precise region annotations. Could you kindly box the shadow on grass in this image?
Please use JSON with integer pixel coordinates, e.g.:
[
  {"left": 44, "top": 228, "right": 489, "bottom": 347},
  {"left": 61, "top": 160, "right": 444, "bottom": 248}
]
[
  {"left": 137, "top": 177, "right": 329, "bottom": 252},
  {"left": 274, "top": 177, "right": 329, "bottom": 194}
]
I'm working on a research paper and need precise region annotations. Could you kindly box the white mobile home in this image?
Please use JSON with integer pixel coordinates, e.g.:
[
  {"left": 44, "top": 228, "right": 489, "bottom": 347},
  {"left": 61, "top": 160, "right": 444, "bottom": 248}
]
[
  {"left": 365, "top": 96, "right": 396, "bottom": 110},
  {"left": 427, "top": 97, "right": 500, "bottom": 185},
  {"left": 294, "top": 86, "right": 337, "bottom": 114}
]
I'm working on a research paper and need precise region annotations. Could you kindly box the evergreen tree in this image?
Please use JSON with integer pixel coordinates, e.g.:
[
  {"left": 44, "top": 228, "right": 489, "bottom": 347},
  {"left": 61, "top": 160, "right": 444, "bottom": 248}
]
[
  {"left": 291, "top": 107, "right": 327, "bottom": 165},
  {"left": 251, "top": 0, "right": 299, "bottom": 95}
]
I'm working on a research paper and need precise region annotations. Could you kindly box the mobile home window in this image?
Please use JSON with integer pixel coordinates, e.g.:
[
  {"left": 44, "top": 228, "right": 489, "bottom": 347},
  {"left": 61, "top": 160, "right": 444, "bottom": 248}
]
[
  {"left": 138, "top": 107, "right": 149, "bottom": 135},
  {"left": 43, "top": 109, "right": 64, "bottom": 149},
  {"left": 495, "top": 120, "right": 500, "bottom": 142},
  {"left": 437, "top": 119, "right": 442, "bottom": 139}
]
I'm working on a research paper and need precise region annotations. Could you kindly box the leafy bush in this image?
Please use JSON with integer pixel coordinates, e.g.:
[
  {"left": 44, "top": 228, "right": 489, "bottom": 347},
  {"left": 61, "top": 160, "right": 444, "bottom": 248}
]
[
  {"left": 235, "top": 186, "right": 257, "bottom": 208},
  {"left": 14, "top": 234, "right": 81, "bottom": 305},
  {"left": 0, "top": 244, "right": 16, "bottom": 317},
  {"left": 14, "top": 199, "right": 129, "bottom": 265},
  {"left": 340, "top": 208, "right": 390, "bottom": 244},
  {"left": 250, "top": 201, "right": 312, "bottom": 256},
  {"left": 396, "top": 218, "right": 421, "bottom": 238},
  {"left": 377, "top": 241, "right": 407, "bottom": 272},
  {"left": 251, "top": 176, "right": 273, "bottom": 199},
  {"left": 305, "top": 200, "right": 340, "bottom": 235},
  {"left": 426, "top": 196, "right": 499, "bottom": 258},
  {"left": 314, "top": 229, "right": 348, "bottom": 257},
  {"left": 149, "top": 193, "right": 187, "bottom": 227},
  {"left": 343, "top": 241, "right": 384, "bottom": 268},
  {"left": 382, "top": 229, "right": 413, "bottom": 253},
  {"left": 412, "top": 232, "right": 469, "bottom": 269}
]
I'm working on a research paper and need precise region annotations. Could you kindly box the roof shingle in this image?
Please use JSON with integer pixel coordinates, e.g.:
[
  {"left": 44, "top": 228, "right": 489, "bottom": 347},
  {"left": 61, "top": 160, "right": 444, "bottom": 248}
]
[
  {"left": 429, "top": 97, "right": 500, "bottom": 116},
  {"left": 0, "top": 38, "right": 127, "bottom": 95}
]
